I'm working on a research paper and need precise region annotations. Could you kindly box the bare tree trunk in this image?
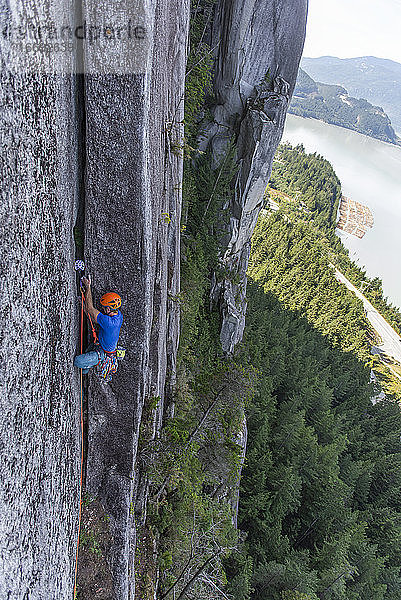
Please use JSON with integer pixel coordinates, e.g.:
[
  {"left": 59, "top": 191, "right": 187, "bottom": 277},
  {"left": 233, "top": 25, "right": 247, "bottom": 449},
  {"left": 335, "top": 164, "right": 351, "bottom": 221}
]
[{"left": 175, "top": 551, "right": 222, "bottom": 600}]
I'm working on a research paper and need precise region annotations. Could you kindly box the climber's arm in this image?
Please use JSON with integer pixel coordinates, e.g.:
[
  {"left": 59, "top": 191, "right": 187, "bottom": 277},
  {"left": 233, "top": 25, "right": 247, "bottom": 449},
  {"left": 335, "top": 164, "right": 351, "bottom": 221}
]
[{"left": 81, "top": 277, "right": 100, "bottom": 322}]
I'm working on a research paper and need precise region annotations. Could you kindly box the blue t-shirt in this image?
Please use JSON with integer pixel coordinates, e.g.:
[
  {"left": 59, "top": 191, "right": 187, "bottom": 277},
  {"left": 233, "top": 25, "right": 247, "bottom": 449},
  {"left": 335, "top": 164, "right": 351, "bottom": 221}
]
[{"left": 97, "top": 310, "right": 123, "bottom": 352}]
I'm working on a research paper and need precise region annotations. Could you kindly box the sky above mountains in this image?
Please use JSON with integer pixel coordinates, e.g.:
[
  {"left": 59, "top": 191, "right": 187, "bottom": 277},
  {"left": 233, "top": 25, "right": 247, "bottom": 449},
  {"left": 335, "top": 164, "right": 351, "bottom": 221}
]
[{"left": 304, "top": 0, "right": 401, "bottom": 64}]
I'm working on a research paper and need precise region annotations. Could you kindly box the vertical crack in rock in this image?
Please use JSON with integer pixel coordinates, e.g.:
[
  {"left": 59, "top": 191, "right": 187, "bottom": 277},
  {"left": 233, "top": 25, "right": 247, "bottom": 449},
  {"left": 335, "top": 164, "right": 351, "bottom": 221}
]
[
  {"left": 72, "top": 0, "right": 90, "bottom": 490},
  {"left": 73, "top": 0, "right": 87, "bottom": 267},
  {"left": 73, "top": 74, "right": 87, "bottom": 266}
]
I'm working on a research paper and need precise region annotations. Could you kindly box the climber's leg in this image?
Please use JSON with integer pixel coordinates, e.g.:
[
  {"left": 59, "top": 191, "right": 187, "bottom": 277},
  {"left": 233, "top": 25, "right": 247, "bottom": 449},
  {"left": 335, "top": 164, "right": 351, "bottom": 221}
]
[{"left": 74, "top": 349, "right": 103, "bottom": 374}]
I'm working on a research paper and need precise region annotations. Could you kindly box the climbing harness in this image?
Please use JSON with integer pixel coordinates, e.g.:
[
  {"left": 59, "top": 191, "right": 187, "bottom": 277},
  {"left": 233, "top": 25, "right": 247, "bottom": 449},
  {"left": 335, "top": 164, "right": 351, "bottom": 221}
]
[{"left": 94, "top": 345, "right": 126, "bottom": 381}]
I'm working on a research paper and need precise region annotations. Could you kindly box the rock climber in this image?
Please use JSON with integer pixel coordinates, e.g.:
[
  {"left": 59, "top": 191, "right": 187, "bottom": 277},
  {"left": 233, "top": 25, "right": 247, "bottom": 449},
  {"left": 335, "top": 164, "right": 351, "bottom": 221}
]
[{"left": 74, "top": 277, "right": 123, "bottom": 382}]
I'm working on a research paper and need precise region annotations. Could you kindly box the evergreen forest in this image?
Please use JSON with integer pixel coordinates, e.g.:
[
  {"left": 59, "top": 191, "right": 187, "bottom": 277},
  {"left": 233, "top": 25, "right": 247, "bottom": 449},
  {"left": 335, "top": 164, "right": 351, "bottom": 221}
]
[
  {"left": 227, "top": 145, "right": 401, "bottom": 599},
  {"left": 229, "top": 214, "right": 401, "bottom": 600},
  {"left": 268, "top": 144, "right": 401, "bottom": 336}
]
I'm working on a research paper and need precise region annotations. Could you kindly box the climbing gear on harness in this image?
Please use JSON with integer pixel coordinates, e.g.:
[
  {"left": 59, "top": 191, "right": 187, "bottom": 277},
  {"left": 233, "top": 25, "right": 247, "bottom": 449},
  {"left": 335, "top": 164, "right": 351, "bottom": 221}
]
[
  {"left": 90, "top": 343, "right": 125, "bottom": 381},
  {"left": 100, "top": 292, "right": 122, "bottom": 310},
  {"left": 117, "top": 346, "right": 126, "bottom": 359},
  {"left": 98, "top": 349, "right": 119, "bottom": 382}
]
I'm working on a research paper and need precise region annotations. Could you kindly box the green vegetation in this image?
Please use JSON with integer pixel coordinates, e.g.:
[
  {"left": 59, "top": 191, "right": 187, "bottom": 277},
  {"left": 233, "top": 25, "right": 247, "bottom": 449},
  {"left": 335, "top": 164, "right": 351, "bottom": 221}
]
[
  {"left": 183, "top": 0, "right": 216, "bottom": 145},
  {"left": 148, "top": 145, "right": 256, "bottom": 600},
  {"left": 268, "top": 143, "right": 401, "bottom": 334},
  {"left": 223, "top": 143, "right": 401, "bottom": 600},
  {"left": 76, "top": 497, "right": 113, "bottom": 599},
  {"left": 229, "top": 213, "right": 401, "bottom": 600},
  {"left": 290, "top": 69, "right": 400, "bottom": 146},
  {"left": 333, "top": 258, "right": 401, "bottom": 336},
  {"left": 293, "top": 68, "right": 318, "bottom": 96},
  {"left": 80, "top": 529, "right": 102, "bottom": 556},
  {"left": 269, "top": 143, "right": 342, "bottom": 234},
  {"left": 134, "top": 526, "right": 158, "bottom": 600},
  {"left": 300, "top": 56, "right": 401, "bottom": 134},
  {"left": 140, "top": 5, "right": 257, "bottom": 597},
  {"left": 248, "top": 214, "right": 372, "bottom": 360}
]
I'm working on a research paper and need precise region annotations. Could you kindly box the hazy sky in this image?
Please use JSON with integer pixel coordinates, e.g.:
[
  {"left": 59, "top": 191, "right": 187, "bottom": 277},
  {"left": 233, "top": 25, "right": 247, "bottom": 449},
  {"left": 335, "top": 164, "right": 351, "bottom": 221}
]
[{"left": 303, "top": 0, "right": 401, "bottom": 64}]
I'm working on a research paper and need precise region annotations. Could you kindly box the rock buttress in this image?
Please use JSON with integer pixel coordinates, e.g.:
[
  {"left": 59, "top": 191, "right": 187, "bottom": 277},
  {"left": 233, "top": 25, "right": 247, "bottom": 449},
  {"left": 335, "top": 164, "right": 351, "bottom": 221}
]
[
  {"left": 200, "top": 0, "right": 308, "bottom": 353},
  {"left": 83, "top": 1, "right": 189, "bottom": 598},
  {"left": 0, "top": 5, "right": 80, "bottom": 597}
]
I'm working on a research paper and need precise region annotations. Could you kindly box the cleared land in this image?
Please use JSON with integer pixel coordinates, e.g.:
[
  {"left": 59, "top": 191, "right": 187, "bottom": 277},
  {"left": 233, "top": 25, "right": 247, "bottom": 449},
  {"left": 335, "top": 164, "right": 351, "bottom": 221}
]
[{"left": 336, "top": 196, "right": 374, "bottom": 238}]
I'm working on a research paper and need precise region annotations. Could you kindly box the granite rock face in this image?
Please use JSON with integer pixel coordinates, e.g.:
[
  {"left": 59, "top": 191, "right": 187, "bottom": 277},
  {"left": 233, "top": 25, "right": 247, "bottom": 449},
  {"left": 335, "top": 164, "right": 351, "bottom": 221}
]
[
  {"left": 83, "top": 1, "right": 189, "bottom": 598},
  {"left": 0, "top": 4, "right": 80, "bottom": 597},
  {"left": 201, "top": 0, "right": 308, "bottom": 353}
]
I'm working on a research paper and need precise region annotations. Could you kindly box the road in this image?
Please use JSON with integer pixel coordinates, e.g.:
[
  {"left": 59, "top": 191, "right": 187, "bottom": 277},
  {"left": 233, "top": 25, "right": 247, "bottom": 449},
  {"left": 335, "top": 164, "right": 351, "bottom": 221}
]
[{"left": 332, "top": 265, "right": 401, "bottom": 364}]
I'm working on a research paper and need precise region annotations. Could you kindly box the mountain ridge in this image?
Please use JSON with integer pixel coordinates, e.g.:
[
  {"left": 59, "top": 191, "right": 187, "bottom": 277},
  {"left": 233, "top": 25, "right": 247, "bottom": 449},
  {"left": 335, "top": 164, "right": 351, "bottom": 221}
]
[
  {"left": 289, "top": 68, "right": 400, "bottom": 145},
  {"left": 301, "top": 55, "right": 401, "bottom": 134}
]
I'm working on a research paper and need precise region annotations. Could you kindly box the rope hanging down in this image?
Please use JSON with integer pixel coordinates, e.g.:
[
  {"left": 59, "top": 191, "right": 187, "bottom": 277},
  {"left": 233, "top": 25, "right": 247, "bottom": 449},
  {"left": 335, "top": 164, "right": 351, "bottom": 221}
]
[
  {"left": 73, "top": 265, "right": 121, "bottom": 595},
  {"left": 73, "top": 290, "right": 85, "bottom": 599},
  {"left": 87, "top": 309, "right": 98, "bottom": 344}
]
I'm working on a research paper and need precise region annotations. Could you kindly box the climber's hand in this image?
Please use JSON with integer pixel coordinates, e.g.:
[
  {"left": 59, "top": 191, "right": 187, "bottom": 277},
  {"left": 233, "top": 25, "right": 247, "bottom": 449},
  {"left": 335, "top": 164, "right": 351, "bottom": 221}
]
[{"left": 81, "top": 277, "right": 91, "bottom": 293}]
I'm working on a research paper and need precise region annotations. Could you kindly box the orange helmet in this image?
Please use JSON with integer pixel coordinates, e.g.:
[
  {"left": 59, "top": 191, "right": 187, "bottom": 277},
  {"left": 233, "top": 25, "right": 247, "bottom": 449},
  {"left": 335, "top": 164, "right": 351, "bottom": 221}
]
[{"left": 100, "top": 292, "right": 122, "bottom": 310}]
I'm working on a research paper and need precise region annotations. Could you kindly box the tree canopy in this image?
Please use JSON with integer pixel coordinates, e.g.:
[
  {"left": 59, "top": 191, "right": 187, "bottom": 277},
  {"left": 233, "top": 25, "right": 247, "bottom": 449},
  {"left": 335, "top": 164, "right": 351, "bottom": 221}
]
[{"left": 227, "top": 213, "right": 401, "bottom": 600}]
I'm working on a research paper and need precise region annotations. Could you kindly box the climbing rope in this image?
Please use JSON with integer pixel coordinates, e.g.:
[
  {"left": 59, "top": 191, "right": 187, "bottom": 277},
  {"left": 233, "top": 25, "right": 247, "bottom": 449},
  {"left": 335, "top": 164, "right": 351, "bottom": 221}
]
[
  {"left": 87, "top": 309, "right": 98, "bottom": 345},
  {"left": 73, "top": 290, "right": 85, "bottom": 599}
]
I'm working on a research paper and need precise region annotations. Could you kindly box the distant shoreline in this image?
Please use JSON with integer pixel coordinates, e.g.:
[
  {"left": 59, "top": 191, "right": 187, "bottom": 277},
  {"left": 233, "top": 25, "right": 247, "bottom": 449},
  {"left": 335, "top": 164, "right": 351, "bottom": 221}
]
[
  {"left": 285, "top": 113, "right": 401, "bottom": 150},
  {"left": 283, "top": 113, "right": 401, "bottom": 308}
]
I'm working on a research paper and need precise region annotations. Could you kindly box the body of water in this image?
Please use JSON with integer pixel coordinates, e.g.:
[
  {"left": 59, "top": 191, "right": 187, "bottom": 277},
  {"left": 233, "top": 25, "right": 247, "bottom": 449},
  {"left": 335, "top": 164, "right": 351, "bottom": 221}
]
[{"left": 282, "top": 114, "right": 401, "bottom": 308}]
